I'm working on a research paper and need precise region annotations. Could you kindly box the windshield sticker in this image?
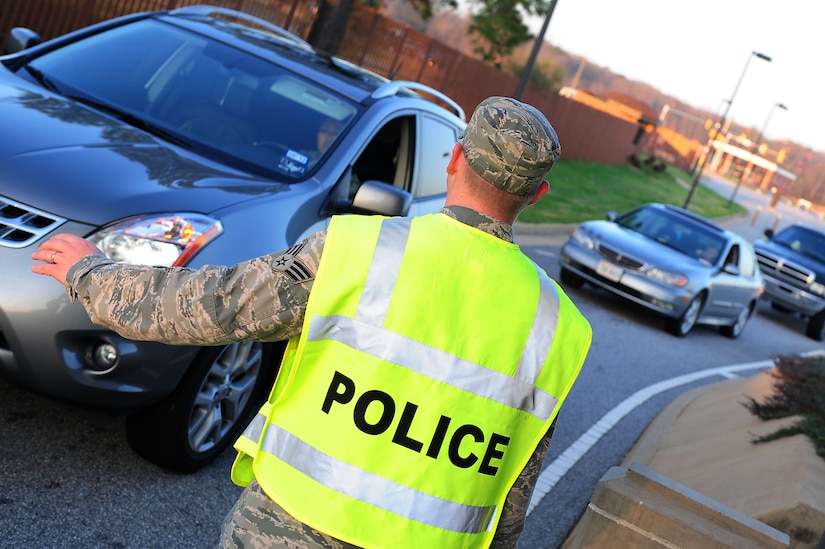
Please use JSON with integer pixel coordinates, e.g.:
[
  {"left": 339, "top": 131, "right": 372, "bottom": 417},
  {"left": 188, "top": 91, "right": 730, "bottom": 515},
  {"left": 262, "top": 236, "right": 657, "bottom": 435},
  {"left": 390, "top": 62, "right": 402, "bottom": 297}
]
[{"left": 278, "top": 149, "right": 310, "bottom": 176}]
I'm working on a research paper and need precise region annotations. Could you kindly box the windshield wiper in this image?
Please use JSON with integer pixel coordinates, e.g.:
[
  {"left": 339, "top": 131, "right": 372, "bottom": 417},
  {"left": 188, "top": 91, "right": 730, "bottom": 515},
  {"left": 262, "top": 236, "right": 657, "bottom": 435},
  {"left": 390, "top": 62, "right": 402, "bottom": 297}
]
[{"left": 66, "top": 94, "right": 193, "bottom": 149}]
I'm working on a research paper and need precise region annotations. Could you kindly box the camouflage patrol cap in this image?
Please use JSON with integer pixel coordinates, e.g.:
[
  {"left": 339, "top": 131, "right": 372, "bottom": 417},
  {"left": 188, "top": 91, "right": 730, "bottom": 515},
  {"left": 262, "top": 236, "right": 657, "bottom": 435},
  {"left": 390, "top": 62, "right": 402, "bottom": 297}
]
[{"left": 460, "top": 96, "right": 561, "bottom": 196}]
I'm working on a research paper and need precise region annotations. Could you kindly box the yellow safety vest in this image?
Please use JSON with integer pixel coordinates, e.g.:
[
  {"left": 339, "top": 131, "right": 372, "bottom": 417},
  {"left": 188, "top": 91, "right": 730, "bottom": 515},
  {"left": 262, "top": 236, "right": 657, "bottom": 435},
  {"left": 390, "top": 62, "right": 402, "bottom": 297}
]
[{"left": 232, "top": 213, "right": 591, "bottom": 549}]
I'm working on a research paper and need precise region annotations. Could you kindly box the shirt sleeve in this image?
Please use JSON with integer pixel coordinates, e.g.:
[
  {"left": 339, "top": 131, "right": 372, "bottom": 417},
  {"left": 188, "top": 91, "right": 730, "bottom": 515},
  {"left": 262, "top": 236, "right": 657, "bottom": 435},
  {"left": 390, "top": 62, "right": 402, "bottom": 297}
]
[
  {"left": 64, "top": 233, "right": 325, "bottom": 346},
  {"left": 489, "top": 423, "right": 555, "bottom": 548}
]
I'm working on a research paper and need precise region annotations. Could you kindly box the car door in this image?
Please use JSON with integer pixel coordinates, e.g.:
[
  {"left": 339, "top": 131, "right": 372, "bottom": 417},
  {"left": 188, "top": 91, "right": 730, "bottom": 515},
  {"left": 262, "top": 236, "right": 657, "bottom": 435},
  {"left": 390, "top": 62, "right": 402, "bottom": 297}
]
[{"left": 704, "top": 243, "right": 753, "bottom": 318}]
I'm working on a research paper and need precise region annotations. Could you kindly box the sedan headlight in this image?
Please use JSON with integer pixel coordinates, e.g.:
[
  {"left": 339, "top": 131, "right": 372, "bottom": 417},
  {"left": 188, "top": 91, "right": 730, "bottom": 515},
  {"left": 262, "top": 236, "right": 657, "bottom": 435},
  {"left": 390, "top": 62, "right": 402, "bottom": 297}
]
[
  {"left": 811, "top": 281, "right": 825, "bottom": 297},
  {"left": 88, "top": 213, "right": 223, "bottom": 267},
  {"left": 570, "top": 227, "right": 595, "bottom": 250},
  {"left": 646, "top": 267, "right": 688, "bottom": 287}
]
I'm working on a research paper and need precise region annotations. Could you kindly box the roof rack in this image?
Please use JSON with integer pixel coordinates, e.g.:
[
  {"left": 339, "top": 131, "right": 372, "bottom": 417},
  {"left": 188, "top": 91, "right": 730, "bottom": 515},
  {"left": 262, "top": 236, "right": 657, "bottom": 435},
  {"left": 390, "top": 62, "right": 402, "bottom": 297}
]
[
  {"left": 372, "top": 81, "right": 465, "bottom": 121},
  {"left": 169, "top": 5, "right": 310, "bottom": 48}
]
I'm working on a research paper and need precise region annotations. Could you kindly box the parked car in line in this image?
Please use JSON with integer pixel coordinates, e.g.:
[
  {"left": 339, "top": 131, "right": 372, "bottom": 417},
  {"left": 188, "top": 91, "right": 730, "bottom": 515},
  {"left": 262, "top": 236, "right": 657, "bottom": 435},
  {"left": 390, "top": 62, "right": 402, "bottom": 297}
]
[
  {"left": 558, "top": 203, "right": 764, "bottom": 337},
  {"left": 754, "top": 223, "right": 825, "bottom": 340},
  {"left": 0, "top": 5, "right": 466, "bottom": 472}
]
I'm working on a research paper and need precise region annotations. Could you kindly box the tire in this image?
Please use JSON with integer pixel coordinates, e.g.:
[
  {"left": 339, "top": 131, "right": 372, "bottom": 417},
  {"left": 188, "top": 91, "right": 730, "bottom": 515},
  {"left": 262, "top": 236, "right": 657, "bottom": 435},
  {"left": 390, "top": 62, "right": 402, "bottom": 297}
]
[
  {"left": 559, "top": 266, "right": 585, "bottom": 288},
  {"left": 806, "top": 309, "right": 825, "bottom": 341},
  {"left": 665, "top": 293, "right": 705, "bottom": 337},
  {"left": 720, "top": 301, "right": 755, "bottom": 339},
  {"left": 125, "top": 340, "right": 284, "bottom": 473}
]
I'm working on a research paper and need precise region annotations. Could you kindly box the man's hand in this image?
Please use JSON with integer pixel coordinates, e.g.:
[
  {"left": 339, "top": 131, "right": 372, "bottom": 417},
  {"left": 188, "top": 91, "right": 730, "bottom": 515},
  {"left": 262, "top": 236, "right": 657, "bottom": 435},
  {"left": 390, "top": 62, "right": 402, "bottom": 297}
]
[{"left": 31, "top": 234, "right": 105, "bottom": 285}]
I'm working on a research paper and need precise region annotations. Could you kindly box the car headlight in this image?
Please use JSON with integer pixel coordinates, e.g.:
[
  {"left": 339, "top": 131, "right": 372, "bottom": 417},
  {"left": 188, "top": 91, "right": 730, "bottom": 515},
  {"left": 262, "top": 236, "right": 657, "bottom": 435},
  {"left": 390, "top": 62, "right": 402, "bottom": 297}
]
[
  {"left": 811, "top": 281, "right": 825, "bottom": 296},
  {"left": 646, "top": 267, "right": 688, "bottom": 287},
  {"left": 570, "top": 227, "right": 595, "bottom": 250},
  {"left": 88, "top": 213, "right": 223, "bottom": 267}
]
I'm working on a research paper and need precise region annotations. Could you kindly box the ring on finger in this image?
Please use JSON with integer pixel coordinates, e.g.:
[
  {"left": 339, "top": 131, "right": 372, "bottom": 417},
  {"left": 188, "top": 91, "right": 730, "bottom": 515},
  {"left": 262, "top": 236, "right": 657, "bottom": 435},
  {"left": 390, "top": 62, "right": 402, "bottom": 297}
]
[{"left": 50, "top": 251, "right": 57, "bottom": 264}]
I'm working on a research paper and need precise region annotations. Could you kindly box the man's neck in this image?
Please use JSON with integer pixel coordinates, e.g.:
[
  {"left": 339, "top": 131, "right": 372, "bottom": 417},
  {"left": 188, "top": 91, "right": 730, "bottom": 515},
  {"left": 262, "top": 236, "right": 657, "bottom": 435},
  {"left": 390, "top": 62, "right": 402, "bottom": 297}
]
[{"left": 438, "top": 206, "right": 514, "bottom": 242}]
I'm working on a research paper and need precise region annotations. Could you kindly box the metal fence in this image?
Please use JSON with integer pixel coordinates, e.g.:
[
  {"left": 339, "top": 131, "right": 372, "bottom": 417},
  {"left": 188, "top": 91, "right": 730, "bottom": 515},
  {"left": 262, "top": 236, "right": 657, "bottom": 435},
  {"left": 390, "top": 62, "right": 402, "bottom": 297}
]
[{"left": 1, "top": 0, "right": 645, "bottom": 165}]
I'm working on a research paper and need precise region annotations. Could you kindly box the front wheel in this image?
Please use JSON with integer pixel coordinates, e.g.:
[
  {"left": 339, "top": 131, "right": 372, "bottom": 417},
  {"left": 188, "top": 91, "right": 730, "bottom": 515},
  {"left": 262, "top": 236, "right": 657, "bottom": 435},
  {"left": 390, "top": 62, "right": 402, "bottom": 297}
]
[
  {"left": 806, "top": 309, "right": 825, "bottom": 341},
  {"left": 665, "top": 294, "right": 705, "bottom": 337},
  {"left": 126, "top": 340, "right": 284, "bottom": 473}
]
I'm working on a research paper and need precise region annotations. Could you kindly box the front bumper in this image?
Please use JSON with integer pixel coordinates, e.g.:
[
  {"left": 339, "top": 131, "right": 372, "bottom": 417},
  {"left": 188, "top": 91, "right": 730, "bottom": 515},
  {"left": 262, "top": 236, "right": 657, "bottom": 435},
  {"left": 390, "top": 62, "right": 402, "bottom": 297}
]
[
  {"left": 560, "top": 241, "right": 692, "bottom": 319},
  {"left": 761, "top": 273, "right": 825, "bottom": 317},
  {"left": 0, "top": 222, "right": 199, "bottom": 412}
]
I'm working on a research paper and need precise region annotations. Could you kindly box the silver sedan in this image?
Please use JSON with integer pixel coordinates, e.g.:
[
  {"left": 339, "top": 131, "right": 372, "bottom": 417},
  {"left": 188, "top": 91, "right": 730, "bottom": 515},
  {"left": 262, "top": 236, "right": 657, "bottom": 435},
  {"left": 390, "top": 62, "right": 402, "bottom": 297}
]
[{"left": 559, "top": 203, "right": 764, "bottom": 337}]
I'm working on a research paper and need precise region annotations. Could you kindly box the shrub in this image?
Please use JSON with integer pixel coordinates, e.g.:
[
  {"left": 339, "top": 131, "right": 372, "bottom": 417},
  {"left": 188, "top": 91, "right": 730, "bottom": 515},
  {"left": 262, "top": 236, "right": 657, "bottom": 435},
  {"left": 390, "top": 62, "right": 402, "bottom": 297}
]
[{"left": 743, "top": 354, "right": 825, "bottom": 461}]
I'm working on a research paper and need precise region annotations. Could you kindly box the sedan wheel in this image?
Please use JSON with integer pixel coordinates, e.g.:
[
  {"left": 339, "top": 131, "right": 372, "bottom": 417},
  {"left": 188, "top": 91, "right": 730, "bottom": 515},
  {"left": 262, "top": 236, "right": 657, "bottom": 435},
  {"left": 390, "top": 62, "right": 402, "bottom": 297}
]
[
  {"left": 665, "top": 294, "right": 705, "bottom": 337},
  {"left": 720, "top": 301, "right": 755, "bottom": 339},
  {"left": 559, "top": 266, "right": 585, "bottom": 288},
  {"left": 126, "top": 341, "right": 284, "bottom": 473}
]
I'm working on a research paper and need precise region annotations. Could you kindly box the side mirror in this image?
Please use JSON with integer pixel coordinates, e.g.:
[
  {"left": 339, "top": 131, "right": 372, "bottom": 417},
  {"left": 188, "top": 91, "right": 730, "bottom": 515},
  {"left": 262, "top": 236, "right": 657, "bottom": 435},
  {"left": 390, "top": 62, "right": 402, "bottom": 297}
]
[
  {"left": 325, "top": 180, "right": 412, "bottom": 217},
  {"left": 764, "top": 228, "right": 774, "bottom": 239},
  {"left": 3, "top": 28, "right": 41, "bottom": 55},
  {"left": 607, "top": 211, "right": 618, "bottom": 222},
  {"left": 351, "top": 180, "right": 411, "bottom": 216}
]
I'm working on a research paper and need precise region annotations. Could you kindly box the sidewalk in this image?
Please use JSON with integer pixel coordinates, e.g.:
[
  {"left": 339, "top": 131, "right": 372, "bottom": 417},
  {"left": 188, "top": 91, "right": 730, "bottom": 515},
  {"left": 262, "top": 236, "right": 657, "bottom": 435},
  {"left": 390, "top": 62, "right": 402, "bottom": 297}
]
[{"left": 578, "top": 368, "right": 825, "bottom": 548}]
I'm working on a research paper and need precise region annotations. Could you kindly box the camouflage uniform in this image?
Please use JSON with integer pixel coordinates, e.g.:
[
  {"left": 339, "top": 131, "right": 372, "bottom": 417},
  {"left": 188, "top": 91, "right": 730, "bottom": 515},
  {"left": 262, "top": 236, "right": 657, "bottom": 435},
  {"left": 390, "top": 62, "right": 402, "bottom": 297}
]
[{"left": 64, "top": 206, "right": 555, "bottom": 549}]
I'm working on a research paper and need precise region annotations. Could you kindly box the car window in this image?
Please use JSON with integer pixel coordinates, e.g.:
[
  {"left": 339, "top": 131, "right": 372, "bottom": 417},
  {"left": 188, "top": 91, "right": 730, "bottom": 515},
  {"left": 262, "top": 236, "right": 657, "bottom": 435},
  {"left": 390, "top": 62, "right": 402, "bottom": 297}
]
[
  {"left": 352, "top": 116, "right": 412, "bottom": 192},
  {"left": 738, "top": 244, "right": 756, "bottom": 277},
  {"left": 23, "top": 19, "right": 360, "bottom": 181},
  {"left": 414, "top": 113, "right": 461, "bottom": 198}
]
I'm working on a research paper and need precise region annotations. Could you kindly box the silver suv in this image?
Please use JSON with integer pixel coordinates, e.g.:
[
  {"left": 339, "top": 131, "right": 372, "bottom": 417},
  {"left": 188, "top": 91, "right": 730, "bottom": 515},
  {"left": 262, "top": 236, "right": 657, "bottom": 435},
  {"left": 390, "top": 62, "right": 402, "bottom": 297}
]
[{"left": 0, "top": 6, "right": 465, "bottom": 471}]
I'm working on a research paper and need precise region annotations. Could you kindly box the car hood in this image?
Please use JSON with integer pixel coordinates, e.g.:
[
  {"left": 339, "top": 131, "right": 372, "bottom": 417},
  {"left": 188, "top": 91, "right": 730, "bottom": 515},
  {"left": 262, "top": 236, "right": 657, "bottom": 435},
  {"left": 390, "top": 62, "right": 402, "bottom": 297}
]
[
  {"left": 0, "top": 78, "right": 289, "bottom": 225},
  {"left": 580, "top": 220, "right": 706, "bottom": 271},
  {"left": 755, "top": 239, "right": 825, "bottom": 277}
]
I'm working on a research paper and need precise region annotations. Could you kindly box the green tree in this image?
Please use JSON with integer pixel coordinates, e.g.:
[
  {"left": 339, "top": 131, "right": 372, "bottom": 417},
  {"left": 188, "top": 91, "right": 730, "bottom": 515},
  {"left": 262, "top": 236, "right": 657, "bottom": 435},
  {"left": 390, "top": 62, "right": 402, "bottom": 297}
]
[{"left": 466, "top": 0, "right": 549, "bottom": 67}]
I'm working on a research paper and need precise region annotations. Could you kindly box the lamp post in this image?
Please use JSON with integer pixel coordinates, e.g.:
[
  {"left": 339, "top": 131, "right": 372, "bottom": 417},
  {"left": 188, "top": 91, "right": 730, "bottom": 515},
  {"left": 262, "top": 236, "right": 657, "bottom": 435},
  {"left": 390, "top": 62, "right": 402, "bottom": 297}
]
[
  {"left": 728, "top": 101, "right": 787, "bottom": 205},
  {"left": 756, "top": 102, "right": 788, "bottom": 146},
  {"left": 683, "top": 50, "right": 771, "bottom": 209},
  {"left": 514, "top": 0, "right": 559, "bottom": 99}
]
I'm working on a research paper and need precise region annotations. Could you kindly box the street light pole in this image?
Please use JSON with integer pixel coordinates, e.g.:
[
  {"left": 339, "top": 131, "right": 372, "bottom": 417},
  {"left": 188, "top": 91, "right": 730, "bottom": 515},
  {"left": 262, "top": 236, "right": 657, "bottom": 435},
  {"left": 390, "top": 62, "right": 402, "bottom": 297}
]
[
  {"left": 728, "top": 101, "right": 787, "bottom": 205},
  {"left": 514, "top": 0, "right": 559, "bottom": 99},
  {"left": 683, "top": 50, "right": 771, "bottom": 209},
  {"left": 756, "top": 102, "right": 788, "bottom": 146}
]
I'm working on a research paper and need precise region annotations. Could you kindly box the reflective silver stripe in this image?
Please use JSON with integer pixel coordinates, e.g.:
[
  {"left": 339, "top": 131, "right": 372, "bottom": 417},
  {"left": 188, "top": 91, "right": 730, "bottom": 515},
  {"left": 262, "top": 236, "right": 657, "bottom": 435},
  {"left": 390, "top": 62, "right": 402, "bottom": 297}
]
[
  {"left": 307, "top": 315, "right": 558, "bottom": 421},
  {"left": 356, "top": 217, "right": 410, "bottom": 324},
  {"left": 262, "top": 424, "right": 497, "bottom": 533},
  {"left": 515, "top": 265, "right": 560, "bottom": 384},
  {"left": 241, "top": 412, "right": 267, "bottom": 442}
]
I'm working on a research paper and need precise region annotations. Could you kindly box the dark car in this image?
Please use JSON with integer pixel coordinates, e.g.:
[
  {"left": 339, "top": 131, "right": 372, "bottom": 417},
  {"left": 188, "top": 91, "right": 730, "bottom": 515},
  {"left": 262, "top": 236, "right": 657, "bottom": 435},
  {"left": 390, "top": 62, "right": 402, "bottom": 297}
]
[
  {"left": 0, "top": 6, "right": 466, "bottom": 471},
  {"left": 559, "top": 203, "right": 764, "bottom": 337},
  {"left": 754, "top": 223, "right": 825, "bottom": 340}
]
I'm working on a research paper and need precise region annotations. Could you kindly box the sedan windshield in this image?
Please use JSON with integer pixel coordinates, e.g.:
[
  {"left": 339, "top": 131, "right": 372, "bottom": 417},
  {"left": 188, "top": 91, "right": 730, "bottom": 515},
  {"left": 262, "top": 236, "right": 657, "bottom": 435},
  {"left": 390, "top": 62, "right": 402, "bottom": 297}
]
[
  {"left": 22, "top": 19, "right": 359, "bottom": 180},
  {"left": 618, "top": 207, "right": 726, "bottom": 265}
]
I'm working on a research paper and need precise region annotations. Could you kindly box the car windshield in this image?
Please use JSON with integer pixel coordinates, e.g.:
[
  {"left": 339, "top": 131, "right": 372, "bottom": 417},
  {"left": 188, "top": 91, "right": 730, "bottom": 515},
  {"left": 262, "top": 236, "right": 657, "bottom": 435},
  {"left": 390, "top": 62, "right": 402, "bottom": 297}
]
[
  {"left": 617, "top": 207, "right": 727, "bottom": 265},
  {"left": 22, "top": 18, "right": 359, "bottom": 181},
  {"left": 774, "top": 226, "right": 825, "bottom": 262}
]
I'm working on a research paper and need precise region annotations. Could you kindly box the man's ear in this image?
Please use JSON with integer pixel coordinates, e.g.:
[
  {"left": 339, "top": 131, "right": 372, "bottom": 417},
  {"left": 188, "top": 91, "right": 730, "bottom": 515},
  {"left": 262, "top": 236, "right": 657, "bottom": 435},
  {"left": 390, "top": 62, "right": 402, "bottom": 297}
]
[
  {"left": 446, "top": 142, "right": 463, "bottom": 175},
  {"left": 527, "top": 180, "right": 550, "bottom": 205}
]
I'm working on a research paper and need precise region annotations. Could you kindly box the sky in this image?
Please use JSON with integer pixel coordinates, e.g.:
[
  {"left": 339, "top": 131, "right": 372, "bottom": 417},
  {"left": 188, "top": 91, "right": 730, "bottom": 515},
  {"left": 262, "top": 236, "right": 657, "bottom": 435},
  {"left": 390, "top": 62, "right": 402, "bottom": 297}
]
[{"left": 525, "top": 0, "right": 823, "bottom": 152}]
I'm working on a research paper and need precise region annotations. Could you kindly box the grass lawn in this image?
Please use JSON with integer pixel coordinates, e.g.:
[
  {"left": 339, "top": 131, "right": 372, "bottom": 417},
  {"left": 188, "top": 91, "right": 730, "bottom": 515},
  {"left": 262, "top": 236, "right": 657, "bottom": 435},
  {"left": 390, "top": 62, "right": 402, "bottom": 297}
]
[{"left": 518, "top": 159, "right": 748, "bottom": 224}]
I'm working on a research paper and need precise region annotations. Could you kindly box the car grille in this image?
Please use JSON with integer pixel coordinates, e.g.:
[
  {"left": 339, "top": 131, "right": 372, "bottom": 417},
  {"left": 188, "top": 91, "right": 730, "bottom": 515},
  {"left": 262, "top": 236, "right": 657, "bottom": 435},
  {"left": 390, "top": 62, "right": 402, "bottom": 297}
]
[
  {"left": 0, "top": 196, "right": 66, "bottom": 248},
  {"left": 755, "top": 250, "right": 814, "bottom": 286},
  {"left": 598, "top": 245, "right": 645, "bottom": 270}
]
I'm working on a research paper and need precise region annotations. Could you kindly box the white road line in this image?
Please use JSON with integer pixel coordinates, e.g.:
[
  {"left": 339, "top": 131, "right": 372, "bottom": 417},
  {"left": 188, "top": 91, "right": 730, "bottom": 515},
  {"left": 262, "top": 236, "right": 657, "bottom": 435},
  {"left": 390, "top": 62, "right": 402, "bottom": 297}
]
[
  {"left": 526, "top": 358, "right": 779, "bottom": 515},
  {"left": 533, "top": 249, "right": 556, "bottom": 257}
]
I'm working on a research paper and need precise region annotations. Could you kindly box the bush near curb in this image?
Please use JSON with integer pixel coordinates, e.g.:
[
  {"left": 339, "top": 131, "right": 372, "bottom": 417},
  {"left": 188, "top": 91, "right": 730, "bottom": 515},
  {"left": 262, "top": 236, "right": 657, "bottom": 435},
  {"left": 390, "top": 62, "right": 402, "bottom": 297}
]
[{"left": 743, "top": 354, "right": 825, "bottom": 461}]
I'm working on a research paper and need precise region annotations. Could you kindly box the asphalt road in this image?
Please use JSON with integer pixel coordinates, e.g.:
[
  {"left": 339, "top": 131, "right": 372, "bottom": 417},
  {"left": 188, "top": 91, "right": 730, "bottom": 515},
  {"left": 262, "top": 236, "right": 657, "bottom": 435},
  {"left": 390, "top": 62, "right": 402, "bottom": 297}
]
[{"left": 1, "top": 173, "right": 823, "bottom": 549}]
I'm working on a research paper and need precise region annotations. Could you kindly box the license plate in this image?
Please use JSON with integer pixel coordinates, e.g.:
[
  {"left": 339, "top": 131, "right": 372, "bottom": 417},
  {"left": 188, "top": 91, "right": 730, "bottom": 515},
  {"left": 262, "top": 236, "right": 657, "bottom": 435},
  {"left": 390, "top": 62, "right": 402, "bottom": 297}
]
[{"left": 596, "top": 260, "right": 623, "bottom": 282}]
